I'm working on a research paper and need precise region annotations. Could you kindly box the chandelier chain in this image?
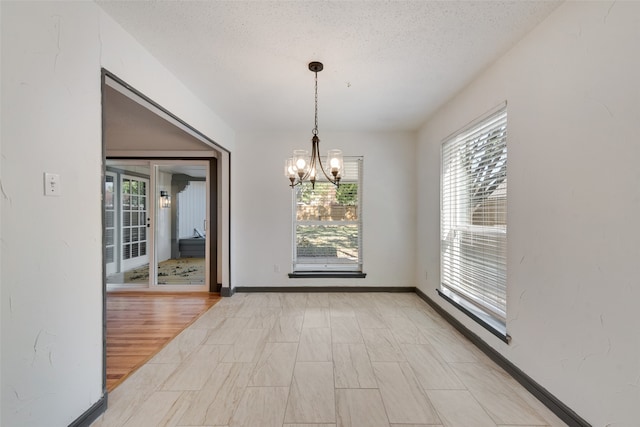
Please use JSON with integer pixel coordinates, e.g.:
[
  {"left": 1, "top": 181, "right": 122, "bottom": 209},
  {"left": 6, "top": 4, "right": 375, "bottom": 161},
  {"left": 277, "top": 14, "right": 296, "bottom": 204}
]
[{"left": 313, "top": 70, "right": 319, "bottom": 136}]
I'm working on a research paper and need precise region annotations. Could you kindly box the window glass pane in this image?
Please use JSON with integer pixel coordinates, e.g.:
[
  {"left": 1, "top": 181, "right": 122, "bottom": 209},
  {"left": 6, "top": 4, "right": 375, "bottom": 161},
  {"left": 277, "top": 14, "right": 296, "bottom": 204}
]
[
  {"left": 123, "top": 228, "right": 130, "bottom": 243},
  {"left": 105, "top": 229, "right": 114, "bottom": 246},
  {"left": 105, "top": 177, "right": 114, "bottom": 209},
  {"left": 131, "top": 212, "right": 139, "bottom": 226},
  {"left": 123, "top": 244, "right": 130, "bottom": 260},
  {"left": 105, "top": 211, "right": 114, "bottom": 228},
  {"left": 106, "top": 246, "right": 114, "bottom": 263},
  {"left": 296, "top": 224, "right": 358, "bottom": 262},
  {"left": 296, "top": 182, "right": 358, "bottom": 221}
]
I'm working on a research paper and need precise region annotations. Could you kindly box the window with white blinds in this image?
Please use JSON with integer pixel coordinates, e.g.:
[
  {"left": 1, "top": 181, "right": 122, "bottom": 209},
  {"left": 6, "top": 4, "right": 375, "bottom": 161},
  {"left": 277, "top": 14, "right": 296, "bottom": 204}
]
[
  {"left": 293, "top": 157, "right": 363, "bottom": 272},
  {"left": 441, "top": 105, "right": 507, "bottom": 331}
]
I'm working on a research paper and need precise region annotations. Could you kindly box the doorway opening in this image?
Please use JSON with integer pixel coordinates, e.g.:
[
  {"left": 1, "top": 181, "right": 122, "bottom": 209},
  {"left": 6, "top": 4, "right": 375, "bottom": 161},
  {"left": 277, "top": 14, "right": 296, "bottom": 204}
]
[
  {"left": 101, "top": 70, "right": 231, "bottom": 393},
  {"left": 105, "top": 160, "right": 213, "bottom": 291}
]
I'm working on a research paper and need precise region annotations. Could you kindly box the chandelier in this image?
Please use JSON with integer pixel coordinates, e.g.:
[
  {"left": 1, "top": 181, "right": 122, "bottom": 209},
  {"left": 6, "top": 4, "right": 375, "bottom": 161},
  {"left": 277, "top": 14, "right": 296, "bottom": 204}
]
[{"left": 285, "top": 61, "right": 343, "bottom": 189}]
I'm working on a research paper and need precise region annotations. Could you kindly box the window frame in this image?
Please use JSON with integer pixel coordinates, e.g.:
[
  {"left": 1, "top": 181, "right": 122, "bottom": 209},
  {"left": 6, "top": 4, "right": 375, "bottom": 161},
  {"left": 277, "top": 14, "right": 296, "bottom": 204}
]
[
  {"left": 290, "top": 156, "right": 364, "bottom": 275},
  {"left": 440, "top": 103, "right": 509, "bottom": 342}
]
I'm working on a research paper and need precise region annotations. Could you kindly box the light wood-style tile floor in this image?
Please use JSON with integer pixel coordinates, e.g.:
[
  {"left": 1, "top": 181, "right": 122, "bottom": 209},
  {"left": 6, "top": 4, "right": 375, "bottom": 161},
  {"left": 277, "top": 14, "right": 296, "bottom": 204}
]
[{"left": 91, "top": 292, "right": 568, "bottom": 427}]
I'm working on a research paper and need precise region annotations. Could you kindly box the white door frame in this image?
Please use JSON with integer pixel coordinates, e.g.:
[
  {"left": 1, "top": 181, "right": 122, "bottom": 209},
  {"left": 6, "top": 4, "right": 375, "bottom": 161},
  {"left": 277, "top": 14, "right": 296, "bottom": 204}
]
[{"left": 105, "top": 159, "right": 210, "bottom": 292}]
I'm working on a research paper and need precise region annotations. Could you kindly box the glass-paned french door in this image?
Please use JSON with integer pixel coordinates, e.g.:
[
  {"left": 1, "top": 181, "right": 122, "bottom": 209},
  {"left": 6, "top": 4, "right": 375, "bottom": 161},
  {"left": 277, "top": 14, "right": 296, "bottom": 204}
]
[
  {"left": 104, "top": 160, "right": 210, "bottom": 291},
  {"left": 120, "top": 174, "right": 149, "bottom": 271},
  {"left": 105, "top": 172, "right": 117, "bottom": 275}
]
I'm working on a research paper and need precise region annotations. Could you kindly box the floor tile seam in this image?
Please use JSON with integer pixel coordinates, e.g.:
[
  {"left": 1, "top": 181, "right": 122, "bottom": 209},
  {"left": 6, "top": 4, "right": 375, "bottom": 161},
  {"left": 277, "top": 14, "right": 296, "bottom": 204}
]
[
  {"left": 416, "top": 385, "right": 469, "bottom": 391},
  {"left": 464, "top": 386, "right": 514, "bottom": 427},
  {"left": 332, "top": 341, "right": 375, "bottom": 389},
  {"left": 494, "top": 425, "right": 551, "bottom": 427},
  {"left": 496, "top": 370, "right": 562, "bottom": 425},
  {"left": 333, "top": 375, "right": 339, "bottom": 426},
  {"left": 397, "top": 360, "right": 444, "bottom": 425},
  {"left": 281, "top": 328, "right": 303, "bottom": 425},
  {"left": 338, "top": 387, "right": 393, "bottom": 427},
  {"left": 450, "top": 361, "right": 537, "bottom": 410},
  {"left": 334, "top": 385, "right": 379, "bottom": 389},
  {"left": 243, "top": 384, "right": 291, "bottom": 389},
  {"left": 419, "top": 332, "right": 471, "bottom": 365},
  {"left": 446, "top": 363, "right": 546, "bottom": 426},
  {"left": 399, "top": 342, "right": 463, "bottom": 391},
  {"left": 202, "top": 363, "right": 254, "bottom": 426},
  {"left": 363, "top": 347, "right": 387, "bottom": 420}
]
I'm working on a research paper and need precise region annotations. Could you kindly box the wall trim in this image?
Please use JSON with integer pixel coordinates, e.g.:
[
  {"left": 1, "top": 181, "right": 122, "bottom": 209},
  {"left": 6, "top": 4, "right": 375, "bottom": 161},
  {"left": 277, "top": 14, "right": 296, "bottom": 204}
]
[
  {"left": 221, "top": 286, "right": 235, "bottom": 297},
  {"left": 414, "top": 288, "right": 591, "bottom": 427},
  {"left": 235, "top": 286, "right": 414, "bottom": 293},
  {"left": 288, "top": 272, "right": 367, "bottom": 279},
  {"left": 68, "top": 394, "right": 107, "bottom": 427},
  {"left": 437, "top": 288, "right": 509, "bottom": 344}
]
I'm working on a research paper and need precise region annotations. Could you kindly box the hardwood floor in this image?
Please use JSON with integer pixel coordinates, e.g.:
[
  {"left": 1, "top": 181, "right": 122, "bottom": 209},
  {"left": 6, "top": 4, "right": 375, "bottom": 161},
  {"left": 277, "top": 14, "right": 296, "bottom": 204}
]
[{"left": 106, "top": 291, "right": 221, "bottom": 391}]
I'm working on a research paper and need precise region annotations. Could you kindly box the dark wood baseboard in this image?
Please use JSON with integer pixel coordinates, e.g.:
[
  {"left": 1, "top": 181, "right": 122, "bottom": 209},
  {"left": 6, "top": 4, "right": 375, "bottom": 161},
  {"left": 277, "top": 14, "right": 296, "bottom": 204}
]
[
  {"left": 414, "top": 288, "right": 590, "bottom": 427},
  {"left": 288, "top": 272, "right": 367, "bottom": 278},
  {"left": 68, "top": 394, "right": 107, "bottom": 427},
  {"left": 234, "top": 286, "right": 414, "bottom": 293}
]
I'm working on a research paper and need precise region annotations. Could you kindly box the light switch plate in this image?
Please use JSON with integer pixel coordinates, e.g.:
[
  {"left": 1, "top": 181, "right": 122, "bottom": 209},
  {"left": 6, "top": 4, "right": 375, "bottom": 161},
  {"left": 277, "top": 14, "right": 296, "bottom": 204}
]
[{"left": 44, "top": 172, "right": 62, "bottom": 196}]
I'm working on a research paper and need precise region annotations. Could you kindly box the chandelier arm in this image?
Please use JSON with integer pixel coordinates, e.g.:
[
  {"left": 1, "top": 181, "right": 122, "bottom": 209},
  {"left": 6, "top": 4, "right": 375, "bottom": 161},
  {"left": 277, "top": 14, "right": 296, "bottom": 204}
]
[
  {"left": 300, "top": 145, "right": 315, "bottom": 182},
  {"left": 315, "top": 144, "right": 337, "bottom": 184}
]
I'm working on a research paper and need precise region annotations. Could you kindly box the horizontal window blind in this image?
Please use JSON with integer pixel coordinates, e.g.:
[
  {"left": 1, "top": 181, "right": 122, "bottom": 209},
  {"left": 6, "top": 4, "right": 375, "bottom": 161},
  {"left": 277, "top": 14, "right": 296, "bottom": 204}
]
[
  {"left": 293, "top": 157, "right": 363, "bottom": 272},
  {"left": 441, "top": 107, "right": 507, "bottom": 323}
]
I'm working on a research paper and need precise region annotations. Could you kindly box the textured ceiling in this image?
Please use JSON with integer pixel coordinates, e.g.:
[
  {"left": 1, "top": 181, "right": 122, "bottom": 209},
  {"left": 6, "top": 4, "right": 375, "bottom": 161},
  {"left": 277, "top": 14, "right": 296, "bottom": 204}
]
[{"left": 97, "top": 1, "right": 562, "bottom": 132}]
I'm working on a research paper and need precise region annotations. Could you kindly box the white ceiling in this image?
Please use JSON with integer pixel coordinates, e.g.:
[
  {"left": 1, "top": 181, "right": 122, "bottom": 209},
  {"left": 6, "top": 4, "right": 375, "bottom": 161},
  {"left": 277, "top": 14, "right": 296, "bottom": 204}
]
[
  {"left": 104, "top": 84, "right": 214, "bottom": 152},
  {"left": 96, "top": 0, "right": 562, "bottom": 133}
]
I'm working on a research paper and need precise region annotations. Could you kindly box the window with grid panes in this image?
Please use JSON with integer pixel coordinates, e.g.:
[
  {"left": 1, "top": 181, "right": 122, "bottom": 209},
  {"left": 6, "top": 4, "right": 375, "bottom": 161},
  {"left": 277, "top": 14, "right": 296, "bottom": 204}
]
[
  {"left": 293, "top": 157, "right": 363, "bottom": 272},
  {"left": 441, "top": 105, "right": 508, "bottom": 336}
]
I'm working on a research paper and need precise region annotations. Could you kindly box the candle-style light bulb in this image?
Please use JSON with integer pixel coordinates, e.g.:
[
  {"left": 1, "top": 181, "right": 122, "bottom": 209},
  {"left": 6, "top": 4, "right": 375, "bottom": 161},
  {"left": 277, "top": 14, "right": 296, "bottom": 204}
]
[{"left": 327, "top": 149, "right": 343, "bottom": 177}]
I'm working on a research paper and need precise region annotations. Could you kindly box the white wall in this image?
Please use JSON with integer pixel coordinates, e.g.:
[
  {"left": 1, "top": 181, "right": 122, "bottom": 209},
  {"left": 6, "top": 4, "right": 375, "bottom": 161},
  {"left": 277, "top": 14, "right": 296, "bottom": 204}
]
[
  {"left": 0, "top": 1, "right": 234, "bottom": 425},
  {"left": 416, "top": 2, "right": 640, "bottom": 425},
  {"left": 1, "top": 3, "right": 103, "bottom": 425},
  {"left": 233, "top": 131, "right": 416, "bottom": 288},
  {"left": 178, "top": 181, "right": 206, "bottom": 239}
]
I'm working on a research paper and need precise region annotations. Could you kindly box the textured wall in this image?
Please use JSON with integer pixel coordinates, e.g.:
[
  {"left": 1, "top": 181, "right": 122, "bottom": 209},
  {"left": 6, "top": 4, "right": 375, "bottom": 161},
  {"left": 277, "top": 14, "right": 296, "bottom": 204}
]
[
  {"left": 0, "top": 2, "right": 233, "bottom": 425},
  {"left": 233, "top": 131, "right": 417, "bottom": 287},
  {"left": 416, "top": 2, "right": 640, "bottom": 425}
]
